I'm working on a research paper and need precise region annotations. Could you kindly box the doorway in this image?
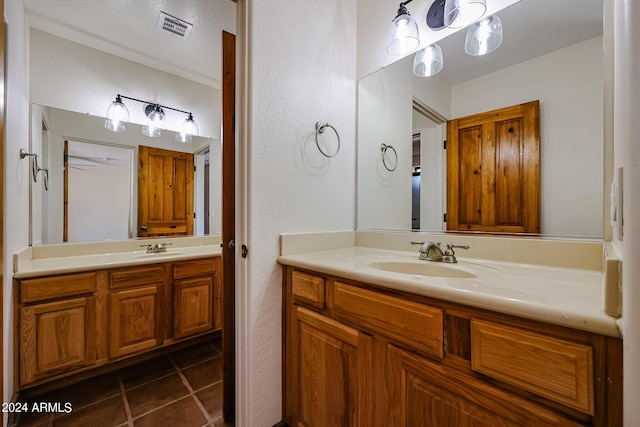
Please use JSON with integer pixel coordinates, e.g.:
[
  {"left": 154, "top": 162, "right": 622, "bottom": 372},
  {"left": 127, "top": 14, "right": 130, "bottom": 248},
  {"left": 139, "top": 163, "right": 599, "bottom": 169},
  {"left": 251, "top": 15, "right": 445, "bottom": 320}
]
[{"left": 412, "top": 100, "right": 447, "bottom": 231}]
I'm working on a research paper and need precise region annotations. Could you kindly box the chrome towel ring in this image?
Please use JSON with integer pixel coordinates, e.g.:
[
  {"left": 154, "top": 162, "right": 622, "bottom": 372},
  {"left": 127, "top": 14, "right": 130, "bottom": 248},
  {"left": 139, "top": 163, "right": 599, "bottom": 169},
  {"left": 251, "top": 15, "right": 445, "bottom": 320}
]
[
  {"left": 20, "top": 148, "right": 49, "bottom": 190},
  {"left": 20, "top": 149, "right": 39, "bottom": 183},
  {"left": 380, "top": 143, "right": 398, "bottom": 172},
  {"left": 315, "top": 121, "right": 340, "bottom": 158}
]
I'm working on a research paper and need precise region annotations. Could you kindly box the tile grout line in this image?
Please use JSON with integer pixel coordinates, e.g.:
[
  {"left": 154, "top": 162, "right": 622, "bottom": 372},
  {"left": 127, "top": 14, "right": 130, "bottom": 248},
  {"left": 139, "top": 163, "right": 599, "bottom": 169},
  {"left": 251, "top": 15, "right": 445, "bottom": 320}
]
[
  {"left": 117, "top": 373, "right": 135, "bottom": 427},
  {"left": 168, "top": 356, "right": 215, "bottom": 426}
]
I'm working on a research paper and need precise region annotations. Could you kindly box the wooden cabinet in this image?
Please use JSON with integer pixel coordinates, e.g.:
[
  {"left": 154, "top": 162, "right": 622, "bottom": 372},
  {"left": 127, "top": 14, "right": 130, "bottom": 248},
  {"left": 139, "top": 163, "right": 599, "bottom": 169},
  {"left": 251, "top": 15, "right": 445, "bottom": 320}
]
[
  {"left": 15, "top": 256, "right": 221, "bottom": 389},
  {"left": 18, "top": 272, "right": 97, "bottom": 387},
  {"left": 283, "top": 267, "right": 622, "bottom": 427},
  {"left": 291, "top": 306, "right": 373, "bottom": 427},
  {"left": 108, "top": 265, "right": 164, "bottom": 358},
  {"left": 20, "top": 297, "right": 96, "bottom": 386},
  {"left": 109, "top": 285, "right": 162, "bottom": 358},
  {"left": 172, "top": 258, "right": 221, "bottom": 339},
  {"left": 387, "top": 344, "right": 584, "bottom": 427}
]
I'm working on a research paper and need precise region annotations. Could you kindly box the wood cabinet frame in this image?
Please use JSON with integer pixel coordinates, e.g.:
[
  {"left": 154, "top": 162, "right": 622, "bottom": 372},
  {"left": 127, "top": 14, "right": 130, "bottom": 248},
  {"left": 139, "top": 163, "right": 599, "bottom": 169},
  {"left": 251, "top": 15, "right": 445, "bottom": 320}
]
[
  {"left": 14, "top": 256, "right": 221, "bottom": 391},
  {"left": 282, "top": 266, "right": 623, "bottom": 427}
]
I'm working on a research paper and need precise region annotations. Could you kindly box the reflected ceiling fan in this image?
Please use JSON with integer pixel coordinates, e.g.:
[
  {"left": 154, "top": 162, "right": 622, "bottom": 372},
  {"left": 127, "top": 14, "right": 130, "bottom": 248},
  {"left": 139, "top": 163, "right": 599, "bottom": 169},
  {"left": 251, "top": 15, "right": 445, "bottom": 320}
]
[{"left": 67, "top": 154, "right": 116, "bottom": 171}]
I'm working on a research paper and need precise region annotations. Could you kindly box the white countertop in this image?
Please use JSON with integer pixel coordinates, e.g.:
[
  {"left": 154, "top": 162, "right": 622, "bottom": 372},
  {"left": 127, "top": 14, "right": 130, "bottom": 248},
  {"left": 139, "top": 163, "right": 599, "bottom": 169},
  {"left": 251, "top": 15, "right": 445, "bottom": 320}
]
[
  {"left": 278, "top": 246, "right": 620, "bottom": 338},
  {"left": 13, "top": 236, "right": 222, "bottom": 279}
]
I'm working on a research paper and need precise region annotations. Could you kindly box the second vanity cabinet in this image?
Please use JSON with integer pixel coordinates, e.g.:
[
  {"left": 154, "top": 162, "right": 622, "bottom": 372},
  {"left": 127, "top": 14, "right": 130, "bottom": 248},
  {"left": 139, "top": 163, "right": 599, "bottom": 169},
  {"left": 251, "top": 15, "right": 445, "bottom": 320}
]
[
  {"left": 15, "top": 256, "right": 222, "bottom": 390},
  {"left": 283, "top": 267, "right": 622, "bottom": 427}
]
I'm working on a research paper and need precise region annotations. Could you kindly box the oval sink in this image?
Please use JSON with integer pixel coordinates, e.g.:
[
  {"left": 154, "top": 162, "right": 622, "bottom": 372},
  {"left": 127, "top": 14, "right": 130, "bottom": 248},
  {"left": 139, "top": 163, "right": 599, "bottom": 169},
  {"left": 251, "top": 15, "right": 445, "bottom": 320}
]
[{"left": 368, "top": 261, "right": 478, "bottom": 278}]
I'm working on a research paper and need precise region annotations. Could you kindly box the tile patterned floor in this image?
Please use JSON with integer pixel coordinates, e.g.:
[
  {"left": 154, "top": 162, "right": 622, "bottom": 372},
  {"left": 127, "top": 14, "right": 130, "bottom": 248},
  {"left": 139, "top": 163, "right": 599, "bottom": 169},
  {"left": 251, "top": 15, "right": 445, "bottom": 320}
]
[{"left": 12, "top": 339, "right": 232, "bottom": 427}]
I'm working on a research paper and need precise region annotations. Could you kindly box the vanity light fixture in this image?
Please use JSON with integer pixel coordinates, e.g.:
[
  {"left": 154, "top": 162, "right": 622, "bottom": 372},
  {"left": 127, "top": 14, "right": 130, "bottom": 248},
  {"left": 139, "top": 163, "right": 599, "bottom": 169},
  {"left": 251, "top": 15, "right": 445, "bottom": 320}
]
[
  {"left": 465, "top": 14, "right": 503, "bottom": 56},
  {"left": 104, "top": 94, "right": 199, "bottom": 141},
  {"left": 413, "top": 43, "right": 444, "bottom": 77},
  {"left": 387, "top": 0, "right": 420, "bottom": 56}
]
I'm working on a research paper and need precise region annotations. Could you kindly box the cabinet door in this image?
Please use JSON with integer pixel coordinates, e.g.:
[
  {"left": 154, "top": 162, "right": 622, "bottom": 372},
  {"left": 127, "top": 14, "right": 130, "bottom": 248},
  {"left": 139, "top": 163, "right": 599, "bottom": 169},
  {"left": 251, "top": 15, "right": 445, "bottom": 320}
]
[
  {"left": 110, "top": 286, "right": 161, "bottom": 358},
  {"left": 387, "top": 344, "right": 585, "bottom": 427},
  {"left": 293, "top": 306, "right": 373, "bottom": 427},
  {"left": 20, "top": 297, "right": 96, "bottom": 386},
  {"left": 174, "top": 277, "right": 213, "bottom": 339}
]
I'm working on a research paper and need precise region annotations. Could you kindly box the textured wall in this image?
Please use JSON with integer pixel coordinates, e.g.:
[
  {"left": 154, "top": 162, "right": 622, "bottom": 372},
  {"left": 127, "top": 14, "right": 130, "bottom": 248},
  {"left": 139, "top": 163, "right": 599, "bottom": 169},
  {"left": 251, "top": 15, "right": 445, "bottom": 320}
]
[{"left": 240, "top": 0, "right": 357, "bottom": 424}]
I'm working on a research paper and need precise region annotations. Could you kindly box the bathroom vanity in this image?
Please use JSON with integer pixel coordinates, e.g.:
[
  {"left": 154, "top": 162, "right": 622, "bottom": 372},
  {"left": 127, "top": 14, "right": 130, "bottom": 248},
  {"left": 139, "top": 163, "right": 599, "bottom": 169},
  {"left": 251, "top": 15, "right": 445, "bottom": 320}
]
[
  {"left": 279, "top": 232, "right": 622, "bottom": 427},
  {"left": 13, "top": 238, "right": 222, "bottom": 390}
]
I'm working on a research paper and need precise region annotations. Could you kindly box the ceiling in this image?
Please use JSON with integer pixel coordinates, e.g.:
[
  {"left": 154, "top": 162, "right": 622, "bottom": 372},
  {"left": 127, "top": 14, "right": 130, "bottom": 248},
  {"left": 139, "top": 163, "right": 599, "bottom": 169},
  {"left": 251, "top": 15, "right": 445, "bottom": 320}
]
[
  {"left": 23, "top": 0, "right": 602, "bottom": 89},
  {"left": 24, "top": 0, "right": 237, "bottom": 88}
]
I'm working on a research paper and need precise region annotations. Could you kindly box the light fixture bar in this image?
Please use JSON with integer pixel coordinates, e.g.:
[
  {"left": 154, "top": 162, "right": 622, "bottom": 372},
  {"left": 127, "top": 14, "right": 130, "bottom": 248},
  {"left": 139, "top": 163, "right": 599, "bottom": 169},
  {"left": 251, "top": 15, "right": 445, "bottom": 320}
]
[
  {"left": 105, "top": 94, "right": 199, "bottom": 140},
  {"left": 116, "top": 94, "right": 193, "bottom": 116}
]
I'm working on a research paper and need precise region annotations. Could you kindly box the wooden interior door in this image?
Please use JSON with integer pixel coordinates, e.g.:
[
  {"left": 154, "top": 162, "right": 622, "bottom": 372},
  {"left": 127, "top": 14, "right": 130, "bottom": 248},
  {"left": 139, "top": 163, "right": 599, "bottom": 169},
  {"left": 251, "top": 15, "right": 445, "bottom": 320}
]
[
  {"left": 447, "top": 101, "right": 540, "bottom": 233},
  {"left": 221, "top": 29, "right": 236, "bottom": 421},
  {"left": 138, "top": 146, "right": 194, "bottom": 237}
]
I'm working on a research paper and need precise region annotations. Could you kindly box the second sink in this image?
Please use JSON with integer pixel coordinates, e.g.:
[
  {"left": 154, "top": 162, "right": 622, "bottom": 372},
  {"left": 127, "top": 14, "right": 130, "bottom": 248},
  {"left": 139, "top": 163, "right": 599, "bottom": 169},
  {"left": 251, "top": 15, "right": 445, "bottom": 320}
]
[{"left": 364, "top": 258, "right": 503, "bottom": 278}]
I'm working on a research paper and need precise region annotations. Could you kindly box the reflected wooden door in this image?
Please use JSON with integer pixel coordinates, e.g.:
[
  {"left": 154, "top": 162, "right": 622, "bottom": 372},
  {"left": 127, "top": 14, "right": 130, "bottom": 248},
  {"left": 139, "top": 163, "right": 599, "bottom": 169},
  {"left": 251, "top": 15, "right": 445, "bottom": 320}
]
[
  {"left": 447, "top": 101, "right": 540, "bottom": 233},
  {"left": 138, "top": 146, "right": 194, "bottom": 237}
]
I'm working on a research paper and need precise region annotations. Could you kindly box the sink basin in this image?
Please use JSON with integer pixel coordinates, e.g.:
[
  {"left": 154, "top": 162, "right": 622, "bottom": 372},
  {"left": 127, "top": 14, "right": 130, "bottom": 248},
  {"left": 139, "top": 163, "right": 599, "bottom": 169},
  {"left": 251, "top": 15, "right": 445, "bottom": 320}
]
[
  {"left": 135, "top": 252, "right": 184, "bottom": 258},
  {"left": 364, "top": 258, "right": 503, "bottom": 278},
  {"left": 369, "top": 261, "right": 477, "bottom": 278}
]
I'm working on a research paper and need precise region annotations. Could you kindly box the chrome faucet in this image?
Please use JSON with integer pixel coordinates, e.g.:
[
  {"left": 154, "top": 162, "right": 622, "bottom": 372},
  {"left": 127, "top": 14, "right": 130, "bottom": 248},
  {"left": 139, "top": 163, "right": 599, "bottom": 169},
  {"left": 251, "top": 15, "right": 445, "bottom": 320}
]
[
  {"left": 140, "top": 242, "right": 172, "bottom": 253},
  {"left": 411, "top": 241, "right": 469, "bottom": 263}
]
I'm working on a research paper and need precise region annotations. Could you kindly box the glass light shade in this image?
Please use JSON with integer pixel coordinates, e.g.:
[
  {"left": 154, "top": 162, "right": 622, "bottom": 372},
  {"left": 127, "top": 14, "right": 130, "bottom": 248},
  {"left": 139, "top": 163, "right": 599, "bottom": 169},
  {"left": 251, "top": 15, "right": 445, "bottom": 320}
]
[
  {"left": 142, "top": 125, "right": 162, "bottom": 138},
  {"left": 141, "top": 104, "right": 165, "bottom": 138},
  {"left": 465, "top": 15, "right": 502, "bottom": 56},
  {"left": 176, "top": 113, "right": 199, "bottom": 143},
  {"left": 386, "top": 6, "right": 420, "bottom": 56},
  {"left": 444, "top": 0, "right": 487, "bottom": 29},
  {"left": 413, "top": 44, "right": 443, "bottom": 77},
  {"left": 104, "top": 96, "right": 129, "bottom": 132}
]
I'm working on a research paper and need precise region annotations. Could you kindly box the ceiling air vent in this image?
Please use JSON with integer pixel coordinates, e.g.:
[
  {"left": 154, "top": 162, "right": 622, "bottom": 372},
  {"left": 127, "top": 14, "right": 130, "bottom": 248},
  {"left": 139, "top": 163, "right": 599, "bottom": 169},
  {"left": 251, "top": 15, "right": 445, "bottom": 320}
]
[{"left": 157, "top": 11, "right": 193, "bottom": 39}]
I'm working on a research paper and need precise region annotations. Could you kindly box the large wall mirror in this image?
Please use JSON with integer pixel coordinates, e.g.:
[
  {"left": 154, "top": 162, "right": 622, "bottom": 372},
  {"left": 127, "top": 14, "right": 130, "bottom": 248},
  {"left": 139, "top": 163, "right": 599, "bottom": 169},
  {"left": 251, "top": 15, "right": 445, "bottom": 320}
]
[
  {"left": 25, "top": 0, "right": 236, "bottom": 245},
  {"left": 357, "top": 0, "right": 605, "bottom": 239},
  {"left": 29, "top": 104, "right": 221, "bottom": 245}
]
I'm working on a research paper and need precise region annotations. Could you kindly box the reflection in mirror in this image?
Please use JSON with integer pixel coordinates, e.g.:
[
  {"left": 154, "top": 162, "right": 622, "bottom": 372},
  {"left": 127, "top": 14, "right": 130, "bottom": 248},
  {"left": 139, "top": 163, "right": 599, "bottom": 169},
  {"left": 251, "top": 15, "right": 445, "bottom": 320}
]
[
  {"left": 30, "top": 104, "right": 221, "bottom": 245},
  {"left": 67, "top": 141, "right": 134, "bottom": 242},
  {"left": 358, "top": 0, "right": 604, "bottom": 238}
]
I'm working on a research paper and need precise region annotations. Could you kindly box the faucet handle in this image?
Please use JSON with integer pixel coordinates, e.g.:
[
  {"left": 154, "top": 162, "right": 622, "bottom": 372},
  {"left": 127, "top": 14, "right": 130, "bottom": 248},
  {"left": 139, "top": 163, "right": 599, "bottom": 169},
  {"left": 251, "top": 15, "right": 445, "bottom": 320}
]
[
  {"left": 445, "top": 242, "right": 469, "bottom": 256},
  {"left": 446, "top": 242, "right": 469, "bottom": 250}
]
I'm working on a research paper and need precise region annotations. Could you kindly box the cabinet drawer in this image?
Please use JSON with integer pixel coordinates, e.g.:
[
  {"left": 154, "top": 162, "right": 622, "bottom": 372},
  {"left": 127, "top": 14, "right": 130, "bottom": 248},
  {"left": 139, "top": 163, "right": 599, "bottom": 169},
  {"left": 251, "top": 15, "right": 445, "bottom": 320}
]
[
  {"left": 471, "top": 319, "right": 594, "bottom": 414},
  {"left": 173, "top": 258, "right": 215, "bottom": 280},
  {"left": 109, "top": 265, "right": 165, "bottom": 289},
  {"left": 333, "top": 282, "right": 443, "bottom": 358},
  {"left": 21, "top": 272, "right": 96, "bottom": 303},
  {"left": 291, "top": 271, "right": 325, "bottom": 309}
]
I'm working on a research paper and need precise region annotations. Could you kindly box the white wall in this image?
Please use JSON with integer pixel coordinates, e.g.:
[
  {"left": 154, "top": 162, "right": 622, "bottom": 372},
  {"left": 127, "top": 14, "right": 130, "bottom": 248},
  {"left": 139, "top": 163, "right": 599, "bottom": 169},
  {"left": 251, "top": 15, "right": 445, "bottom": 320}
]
[
  {"left": 29, "top": 29, "right": 221, "bottom": 139},
  {"left": 451, "top": 37, "right": 604, "bottom": 237},
  {"left": 3, "top": 0, "right": 31, "bottom": 416},
  {"left": 68, "top": 167, "right": 131, "bottom": 242},
  {"left": 239, "top": 0, "right": 357, "bottom": 424}
]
